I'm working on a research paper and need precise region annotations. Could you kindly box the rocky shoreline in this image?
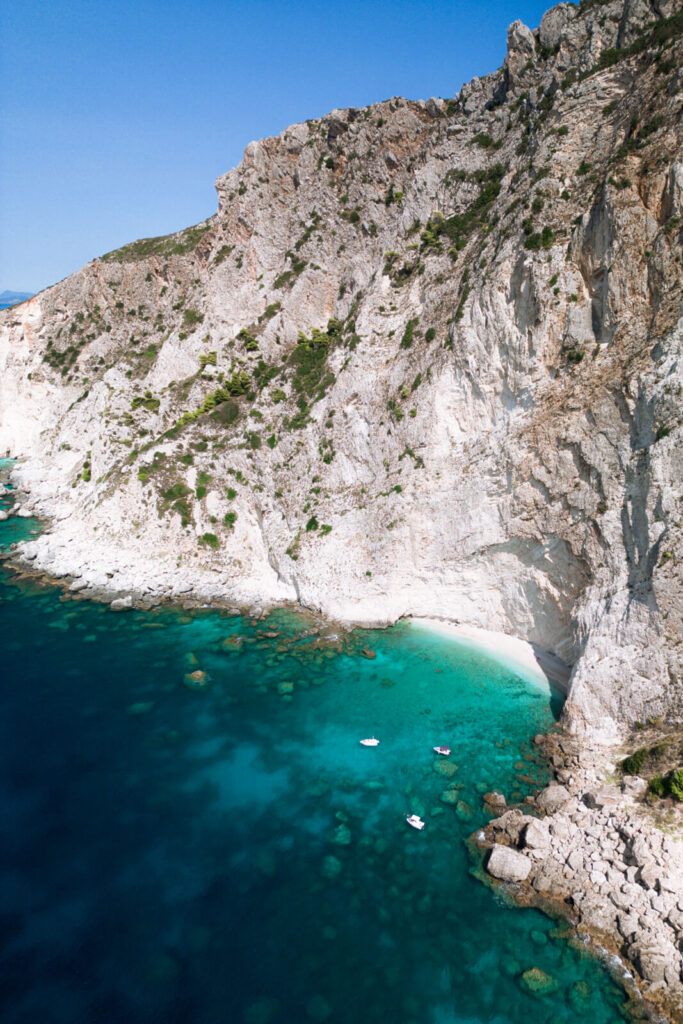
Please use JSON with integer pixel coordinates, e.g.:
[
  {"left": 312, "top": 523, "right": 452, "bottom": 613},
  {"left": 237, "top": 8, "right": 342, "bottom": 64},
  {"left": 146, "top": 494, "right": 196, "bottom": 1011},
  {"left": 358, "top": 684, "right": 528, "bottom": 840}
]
[
  {"left": 478, "top": 730, "right": 683, "bottom": 1023},
  {"left": 3, "top": 468, "right": 682, "bottom": 1020}
]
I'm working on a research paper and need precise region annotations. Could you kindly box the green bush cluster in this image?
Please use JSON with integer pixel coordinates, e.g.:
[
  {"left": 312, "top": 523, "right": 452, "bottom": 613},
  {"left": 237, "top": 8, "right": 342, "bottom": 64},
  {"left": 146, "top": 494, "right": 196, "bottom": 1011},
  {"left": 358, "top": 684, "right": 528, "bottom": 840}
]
[
  {"left": 183, "top": 309, "right": 204, "bottom": 329},
  {"left": 649, "top": 768, "right": 683, "bottom": 801},
  {"left": 621, "top": 748, "right": 648, "bottom": 775},
  {"left": 131, "top": 390, "right": 160, "bottom": 412},
  {"left": 213, "top": 244, "right": 234, "bottom": 265},
  {"left": 102, "top": 224, "right": 211, "bottom": 263},
  {"left": 199, "top": 351, "right": 217, "bottom": 370},
  {"left": 524, "top": 225, "right": 556, "bottom": 251},
  {"left": 237, "top": 328, "right": 259, "bottom": 351},
  {"left": 471, "top": 132, "right": 502, "bottom": 150},
  {"left": 423, "top": 164, "right": 506, "bottom": 254},
  {"left": 199, "top": 532, "right": 219, "bottom": 550},
  {"left": 174, "top": 371, "right": 251, "bottom": 431},
  {"left": 400, "top": 318, "right": 418, "bottom": 349},
  {"left": 284, "top": 322, "right": 340, "bottom": 429}
]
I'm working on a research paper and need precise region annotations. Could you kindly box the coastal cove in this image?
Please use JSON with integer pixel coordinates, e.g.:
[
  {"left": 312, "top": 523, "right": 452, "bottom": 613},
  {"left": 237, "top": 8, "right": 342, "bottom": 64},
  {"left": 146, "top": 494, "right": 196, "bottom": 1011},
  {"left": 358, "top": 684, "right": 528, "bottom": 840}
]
[{"left": 0, "top": 484, "right": 638, "bottom": 1024}]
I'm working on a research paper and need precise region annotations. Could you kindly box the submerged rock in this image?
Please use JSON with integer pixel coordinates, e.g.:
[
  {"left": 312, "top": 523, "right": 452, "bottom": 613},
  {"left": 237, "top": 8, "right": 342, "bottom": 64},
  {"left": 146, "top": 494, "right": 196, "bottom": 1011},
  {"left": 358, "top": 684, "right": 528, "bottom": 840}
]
[
  {"left": 183, "top": 669, "right": 209, "bottom": 690},
  {"left": 126, "top": 701, "right": 155, "bottom": 715},
  {"left": 331, "top": 823, "right": 351, "bottom": 846},
  {"left": 569, "top": 980, "right": 591, "bottom": 1012},
  {"left": 483, "top": 791, "right": 507, "bottom": 810},
  {"left": 321, "top": 855, "right": 342, "bottom": 880},
  {"left": 440, "top": 786, "right": 462, "bottom": 806},
  {"left": 519, "top": 967, "right": 558, "bottom": 995},
  {"left": 455, "top": 800, "right": 474, "bottom": 821},
  {"left": 220, "top": 636, "right": 244, "bottom": 651}
]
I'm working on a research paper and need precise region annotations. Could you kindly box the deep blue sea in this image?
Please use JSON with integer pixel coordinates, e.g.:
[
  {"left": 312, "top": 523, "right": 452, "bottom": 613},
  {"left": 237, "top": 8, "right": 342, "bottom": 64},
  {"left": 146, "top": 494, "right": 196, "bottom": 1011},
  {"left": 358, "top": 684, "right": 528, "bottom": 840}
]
[{"left": 0, "top": 466, "right": 632, "bottom": 1023}]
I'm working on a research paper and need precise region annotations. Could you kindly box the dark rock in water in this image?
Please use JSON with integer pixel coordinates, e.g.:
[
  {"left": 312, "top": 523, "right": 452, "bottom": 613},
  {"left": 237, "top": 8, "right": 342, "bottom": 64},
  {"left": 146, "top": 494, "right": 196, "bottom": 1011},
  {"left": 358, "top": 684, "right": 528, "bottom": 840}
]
[
  {"left": 569, "top": 980, "right": 591, "bottom": 1012},
  {"left": 483, "top": 791, "right": 507, "bottom": 809},
  {"left": 127, "top": 701, "right": 155, "bottom": 715},
  {"left": 331, "top": 823, "right": 352, "bottom": 846},
  {"left": 360, "top": 648, "right": 376, "bottom": 659},
  {"left": 321, "top": 855, "right": 342, "bottom": 880},
  {"left": 183, "top": 669, "right": 209, "bottom": 690},
  {"left": 440, "top": 786, "right": 461, "bottom": 806},
  {"left": 455, "top": 800, "right": 474, "bottom": 821},
  {"left": 220, "top": 636, "right": 244, "bottom": 651}
]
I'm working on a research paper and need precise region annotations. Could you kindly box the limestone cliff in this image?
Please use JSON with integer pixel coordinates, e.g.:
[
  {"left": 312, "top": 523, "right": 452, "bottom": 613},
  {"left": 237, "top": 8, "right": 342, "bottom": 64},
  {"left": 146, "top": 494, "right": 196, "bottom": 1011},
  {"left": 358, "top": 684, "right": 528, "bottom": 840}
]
[{"left": 1, "top": 0, "right": 681, "bottom": 743}]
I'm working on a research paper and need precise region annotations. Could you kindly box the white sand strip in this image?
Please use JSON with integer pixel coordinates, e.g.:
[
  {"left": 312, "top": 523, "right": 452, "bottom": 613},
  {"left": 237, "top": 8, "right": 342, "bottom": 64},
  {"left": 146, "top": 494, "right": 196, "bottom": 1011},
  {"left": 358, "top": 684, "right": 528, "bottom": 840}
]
[{"left": 409, "top": 618, "right": 571, "bottom": 695}]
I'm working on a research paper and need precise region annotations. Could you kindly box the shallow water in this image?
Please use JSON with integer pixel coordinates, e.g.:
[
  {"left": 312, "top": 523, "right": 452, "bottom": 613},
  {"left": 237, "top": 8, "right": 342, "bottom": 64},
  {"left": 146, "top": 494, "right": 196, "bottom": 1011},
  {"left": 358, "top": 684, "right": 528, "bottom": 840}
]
[{"left": 0, "top": 480, "right": 631, "bottom": 1023}]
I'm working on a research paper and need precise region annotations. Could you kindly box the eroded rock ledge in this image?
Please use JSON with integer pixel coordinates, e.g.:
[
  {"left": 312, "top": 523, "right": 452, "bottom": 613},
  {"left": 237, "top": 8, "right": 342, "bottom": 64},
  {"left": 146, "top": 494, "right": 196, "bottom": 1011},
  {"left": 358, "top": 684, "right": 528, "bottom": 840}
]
[{"left": 479, "top": 730, "right": 683, "bottom": 1022}]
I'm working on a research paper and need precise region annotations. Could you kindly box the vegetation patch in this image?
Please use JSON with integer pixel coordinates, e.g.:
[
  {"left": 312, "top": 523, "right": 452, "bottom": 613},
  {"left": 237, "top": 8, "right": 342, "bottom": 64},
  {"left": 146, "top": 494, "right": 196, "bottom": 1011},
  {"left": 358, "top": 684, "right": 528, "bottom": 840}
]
[
  {"left": 283, "top": 320, "right": 344, "bottom": 429},
  {"left": 131, "top": 390, "right": 160, "bottom": 413},
  {"left": 199, "top": 532, "right": 219, "bottom": 550},
  {"left": 424, "top": 164, "right": 506, "bottom": 253},
  {"left": 237, "top": 328, "right": 259, "bottom": 352},
  {"left": 172, "top": 371, "right": 251, "bottom": 432},
  {"left": 102, "top": 223, "right": 212, "bottom": 263},
  {"left": 400, "top": 318, "right": 418, "bottom": 349}
]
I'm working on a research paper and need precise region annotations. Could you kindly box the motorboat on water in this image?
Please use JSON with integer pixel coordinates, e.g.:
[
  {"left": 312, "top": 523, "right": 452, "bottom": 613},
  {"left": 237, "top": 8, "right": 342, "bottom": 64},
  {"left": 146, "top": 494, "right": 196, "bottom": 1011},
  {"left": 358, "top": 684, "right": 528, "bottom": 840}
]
[
  {"left": 433, "top": 745, "right": 451, "bottom": 756},
  {"left": 405, "top": 814, "right": 425, "bottom": 830},
  {"left": 360, "top": 737, "right": 380, "bottom": 746}
]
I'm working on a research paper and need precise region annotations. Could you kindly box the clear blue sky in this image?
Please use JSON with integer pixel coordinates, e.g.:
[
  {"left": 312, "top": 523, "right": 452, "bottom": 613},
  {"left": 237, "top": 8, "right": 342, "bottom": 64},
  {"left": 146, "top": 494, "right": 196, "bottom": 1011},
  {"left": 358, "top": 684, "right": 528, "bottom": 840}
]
[{"left": 1, "top": 0, "right": 550, "bottom": 293}]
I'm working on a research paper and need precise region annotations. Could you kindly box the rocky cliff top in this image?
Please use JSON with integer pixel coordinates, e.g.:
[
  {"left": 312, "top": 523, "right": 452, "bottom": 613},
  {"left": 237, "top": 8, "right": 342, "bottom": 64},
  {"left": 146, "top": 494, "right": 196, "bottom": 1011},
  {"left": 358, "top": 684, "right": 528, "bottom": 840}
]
[{"left": 1, "top": 0, "right": 682, "bottom": 743}]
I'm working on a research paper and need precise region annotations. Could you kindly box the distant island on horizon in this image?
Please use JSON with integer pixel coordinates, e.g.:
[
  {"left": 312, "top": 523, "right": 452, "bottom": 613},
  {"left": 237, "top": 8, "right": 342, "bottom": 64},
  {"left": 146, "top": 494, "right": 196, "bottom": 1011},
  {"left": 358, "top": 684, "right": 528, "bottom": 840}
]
[{"left": 0, "top": 290, "right": 34, "bottom": 309}]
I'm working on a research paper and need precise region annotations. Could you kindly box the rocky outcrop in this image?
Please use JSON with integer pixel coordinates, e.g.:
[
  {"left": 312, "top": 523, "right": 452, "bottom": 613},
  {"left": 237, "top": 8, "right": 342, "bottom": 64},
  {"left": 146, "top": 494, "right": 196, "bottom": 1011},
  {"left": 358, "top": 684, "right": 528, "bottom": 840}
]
[
  {"left": 0, "top": 0, "right": 681, "bottom": 746},
  {"left": 481, "top": 733, "right": 683, "bottom": 1020},
  {"left": 486, "top": 843, "right": 532, "bottom": 882}
]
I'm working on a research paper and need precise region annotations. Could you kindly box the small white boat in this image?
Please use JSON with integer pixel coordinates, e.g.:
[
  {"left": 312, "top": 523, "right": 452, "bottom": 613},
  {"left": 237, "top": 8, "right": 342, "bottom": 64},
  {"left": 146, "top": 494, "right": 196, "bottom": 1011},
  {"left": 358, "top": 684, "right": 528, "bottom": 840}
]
[
  {"left": 433, "top": 745, "right": 451, "bottom": 757},
  {"left": 406, "top": 814, "right": 425, "bottom": 830},
  {"left": 360, "top": 737, "right": 379, "bottom": 747}
]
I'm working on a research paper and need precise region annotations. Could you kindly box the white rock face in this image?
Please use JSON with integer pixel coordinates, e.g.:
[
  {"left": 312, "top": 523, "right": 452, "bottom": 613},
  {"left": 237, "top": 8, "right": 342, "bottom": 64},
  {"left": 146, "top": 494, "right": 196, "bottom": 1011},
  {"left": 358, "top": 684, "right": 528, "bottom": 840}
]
[
  {"left": 0, "top": 0, "right": 681, "bottom": 743},
  {"left": 486, "top": 843, "right": 532, "bottom": 882}
]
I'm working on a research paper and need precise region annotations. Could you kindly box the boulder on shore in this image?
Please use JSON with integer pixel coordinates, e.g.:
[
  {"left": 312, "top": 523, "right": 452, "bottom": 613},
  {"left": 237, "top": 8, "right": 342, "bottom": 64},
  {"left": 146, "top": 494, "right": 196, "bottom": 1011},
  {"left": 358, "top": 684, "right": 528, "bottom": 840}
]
[
  {"left": 522, "top": 818, "right": 550, "bottom": 851},
  {"left": 486, "top": 843, "right": 532, "bottom": 882},
  {"left": 535, "top": 784, "right": 570, "bottom": 814}
]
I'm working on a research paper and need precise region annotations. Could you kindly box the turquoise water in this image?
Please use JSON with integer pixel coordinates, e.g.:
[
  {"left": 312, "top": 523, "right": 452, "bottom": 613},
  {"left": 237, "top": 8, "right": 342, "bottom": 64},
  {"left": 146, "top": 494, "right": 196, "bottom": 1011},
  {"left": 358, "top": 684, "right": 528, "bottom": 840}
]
[{"left": 0, "top": 478, "right": 631, "bottom": 1023}]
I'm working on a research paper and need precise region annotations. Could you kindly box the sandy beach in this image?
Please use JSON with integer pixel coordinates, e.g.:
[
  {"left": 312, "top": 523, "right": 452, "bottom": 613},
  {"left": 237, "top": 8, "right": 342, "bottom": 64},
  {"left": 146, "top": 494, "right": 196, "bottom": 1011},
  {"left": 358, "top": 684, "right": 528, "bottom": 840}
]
[{"left": 409, "top": 618, "right": 572, "bottom": 696}]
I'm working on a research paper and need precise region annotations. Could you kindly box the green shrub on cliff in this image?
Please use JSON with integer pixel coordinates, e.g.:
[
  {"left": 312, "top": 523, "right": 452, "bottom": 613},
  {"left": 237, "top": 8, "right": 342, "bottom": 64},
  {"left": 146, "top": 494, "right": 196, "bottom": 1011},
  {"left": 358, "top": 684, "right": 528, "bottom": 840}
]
[
  {"left": 669, "top": 768, "right": 683, "bottom": 801},
  {"left": 620, "top": 748, "right": 648, "bottom": 775}
]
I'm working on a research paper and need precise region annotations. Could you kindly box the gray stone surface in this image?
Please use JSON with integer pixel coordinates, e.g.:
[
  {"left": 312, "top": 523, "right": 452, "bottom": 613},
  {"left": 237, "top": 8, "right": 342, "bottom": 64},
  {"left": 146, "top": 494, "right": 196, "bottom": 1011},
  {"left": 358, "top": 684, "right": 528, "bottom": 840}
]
[{"left": 486, "top": 844, "right": 532, "bottom": 883}]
